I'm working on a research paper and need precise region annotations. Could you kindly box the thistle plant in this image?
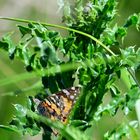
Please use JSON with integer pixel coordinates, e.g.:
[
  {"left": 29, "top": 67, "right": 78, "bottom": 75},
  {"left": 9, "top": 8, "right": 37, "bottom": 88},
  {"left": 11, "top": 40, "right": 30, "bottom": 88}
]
[{"left": 0, "top": 0, "right": 140, "bottom": 140}]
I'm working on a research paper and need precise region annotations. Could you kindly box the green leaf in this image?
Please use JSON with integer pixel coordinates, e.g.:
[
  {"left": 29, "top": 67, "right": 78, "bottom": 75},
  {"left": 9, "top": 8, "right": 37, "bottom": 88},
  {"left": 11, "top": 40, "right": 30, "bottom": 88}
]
[
  {"left": 104, "top": 121, "right": 139, "bottom": 140},
  {"left": 116, "top": 27, "right": 127, "bottom": 38},
  {"left": 14, "top": 104, "right": 27, "bottom": 117},
  {"left": 18, "top": 25, "right": 32, "bottom": 37},
  {"left": 0, "top": 125, "right": 21, "bottom": 134},
  {"left": 124, "top": 13, "right": 139, "bottom": 27}
]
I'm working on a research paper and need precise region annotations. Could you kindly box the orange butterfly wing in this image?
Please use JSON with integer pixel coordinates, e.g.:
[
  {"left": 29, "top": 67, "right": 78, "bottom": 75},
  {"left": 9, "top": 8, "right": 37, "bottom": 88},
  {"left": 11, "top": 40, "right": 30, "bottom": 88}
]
[{"left": 37, "top": 87, "right": 80, "bottom": 123}]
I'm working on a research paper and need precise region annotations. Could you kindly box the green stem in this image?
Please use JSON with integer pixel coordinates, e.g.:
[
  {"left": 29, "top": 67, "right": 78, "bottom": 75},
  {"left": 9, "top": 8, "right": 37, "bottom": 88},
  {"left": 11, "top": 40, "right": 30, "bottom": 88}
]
[{"left": 0, "top": 17, "right": 115, "bottom": 56}]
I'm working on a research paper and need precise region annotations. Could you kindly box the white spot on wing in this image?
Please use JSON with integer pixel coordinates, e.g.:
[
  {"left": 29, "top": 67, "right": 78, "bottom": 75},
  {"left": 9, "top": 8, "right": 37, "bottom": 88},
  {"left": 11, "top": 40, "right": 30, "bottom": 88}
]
[
  {"left": 70, "top": 95, "right": 75, "bottom": 100},
  {"left": 49, "top": 97, "right": 56, "bottom": 103},
  {"left": 71, "top": 87, "right": 75, "bottom": 90},
  {"left": 62, "top": 89, "right": 70, "bottom": 96}
]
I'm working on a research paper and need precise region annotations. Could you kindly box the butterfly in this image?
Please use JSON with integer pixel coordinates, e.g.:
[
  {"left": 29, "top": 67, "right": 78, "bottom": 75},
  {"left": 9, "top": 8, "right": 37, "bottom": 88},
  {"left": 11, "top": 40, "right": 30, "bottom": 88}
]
[{"left": 37, "top": 86, "right": 81, "bottom": 124}]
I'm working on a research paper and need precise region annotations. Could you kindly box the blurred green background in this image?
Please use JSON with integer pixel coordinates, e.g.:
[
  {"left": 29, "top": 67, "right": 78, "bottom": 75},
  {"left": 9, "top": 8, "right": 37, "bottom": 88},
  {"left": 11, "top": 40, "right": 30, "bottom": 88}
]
[{"left": 0, "top": 0, "right": 140, "bottom": 140}]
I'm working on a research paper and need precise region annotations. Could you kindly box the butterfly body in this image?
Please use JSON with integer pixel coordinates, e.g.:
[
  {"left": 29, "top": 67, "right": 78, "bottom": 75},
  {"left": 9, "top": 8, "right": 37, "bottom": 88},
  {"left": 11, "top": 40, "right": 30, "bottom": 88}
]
[{"left": 37, "top": 87, "right": 80, "bottom": 123}]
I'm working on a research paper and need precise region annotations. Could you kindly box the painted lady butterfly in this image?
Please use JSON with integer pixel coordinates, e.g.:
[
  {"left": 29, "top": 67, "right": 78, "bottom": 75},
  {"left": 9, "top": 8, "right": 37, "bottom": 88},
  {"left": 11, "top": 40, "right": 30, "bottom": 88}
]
[{"left": 37, "top": 87, "right": 81, "bottom": 123}]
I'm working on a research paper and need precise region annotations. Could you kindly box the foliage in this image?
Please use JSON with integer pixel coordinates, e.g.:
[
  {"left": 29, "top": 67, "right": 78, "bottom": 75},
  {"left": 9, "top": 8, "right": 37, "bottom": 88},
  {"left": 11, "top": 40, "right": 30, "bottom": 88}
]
[{"left": 0, "top": 0, "right": 140, "bottom": 140}]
